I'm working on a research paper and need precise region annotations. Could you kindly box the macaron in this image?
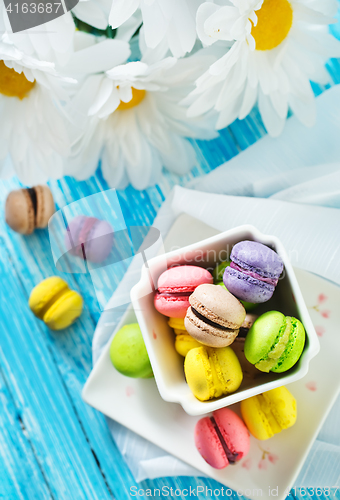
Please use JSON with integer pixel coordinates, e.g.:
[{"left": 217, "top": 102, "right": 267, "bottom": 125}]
[
  {"left": 5, "top": 185, "right": 55, "bottom": 234},
  {"left": 168, "top": 317, "right": 203, "bottom": 357},
  {"left": 154, "top": 266, "right": 213, "bottom": 318},
  {"left": 168, "top": 317, "right": 186, "bottom": 335},
  {"left": 184, "top": 284, "right": 246, "bottom": 347},
  {"left": 65, "top": 215, "right": 114, "bottom": 264},
  {"left": 240, "top": 386, "right": 297, "bottom": 440},
  {"left": 175, "top": 334, "right": 202, "bottom": 357},
  {"left": 184, "top": 345, "right": 243, "bottom": 401},
  {"left": 244, "top": 311, "right": 306, "bottom": 373},
  {"left": 29, "top": 276, "right": 83, "bottom": 330},
  {"left": 223, "top": 241, "right": 284, "bottom": 303},
  {"left": 195, "top": 408, "right": 250, "bottom": 469},
  {"left": 110, "top": 323, "right": 153, "bottom": 378}
]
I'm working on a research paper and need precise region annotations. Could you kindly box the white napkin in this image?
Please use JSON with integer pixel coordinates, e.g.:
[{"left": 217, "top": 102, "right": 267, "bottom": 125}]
[{"left": 93, "top": 85, "right": 340, "bottom": 485}]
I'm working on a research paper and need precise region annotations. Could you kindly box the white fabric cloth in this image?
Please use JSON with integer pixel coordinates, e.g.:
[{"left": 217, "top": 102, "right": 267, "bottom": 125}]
[{"left": 92, "top": 85, "right": 340, "bottom": 484}]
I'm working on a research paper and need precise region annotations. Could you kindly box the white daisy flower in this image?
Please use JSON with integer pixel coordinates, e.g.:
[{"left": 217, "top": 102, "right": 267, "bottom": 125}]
[
  {"left": 66, "top": 48, "right": 217, "bottom": 189},
  {"left": 0, "top": 36, "right": 74, "bottom": 184},
  {"left": 197, "top": 0, "right": 263, "bottom": 50},
  {"left": 188, "top": 0, "right": 340, "bottom": 136},
  {"left": 109, "top": 0, "right": 204, "bottom": 57}
]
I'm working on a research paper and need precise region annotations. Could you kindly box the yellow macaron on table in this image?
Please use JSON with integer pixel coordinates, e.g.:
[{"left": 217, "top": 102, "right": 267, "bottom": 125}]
[{"left": 29, "top": 276, "right": 83, "bottom": 330}]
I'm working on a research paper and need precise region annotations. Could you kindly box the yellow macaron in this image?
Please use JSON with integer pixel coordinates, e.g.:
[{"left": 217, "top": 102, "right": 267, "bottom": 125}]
[
  {"left": 184, "top": 346, "right": 243, "bottom": 401},
  {"left": 240, "top": 386, "right": 297, "bottom": 440},
  {"left": 175, "top": 333, "right": 202, "bottom": 357},
  {"left": 29, "top": 276, "right": 83, "bottom": 330},
  {"left": 168, "top": 317, "right": 186, "bottom": 335}
]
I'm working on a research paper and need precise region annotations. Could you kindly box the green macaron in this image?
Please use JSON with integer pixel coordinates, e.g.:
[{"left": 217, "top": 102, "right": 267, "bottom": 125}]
[
  {"left": 244, "top": 311, "right": 306, "bottom": 373},
  {"left": 110, "top": 323, "right": 153, "bottom": 378}
]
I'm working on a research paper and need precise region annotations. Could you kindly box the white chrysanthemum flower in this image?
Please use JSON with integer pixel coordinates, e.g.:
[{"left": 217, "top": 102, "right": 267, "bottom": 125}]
[
  {"left": 0, "top": 36, "right": 74, "bottom": 184},
  {"left": 109, "top": 0, "right": 203, "bottom": 57},
  {"left": 188, "top": 0, "right": 340, "bottom": 136},
  {"left": 66, "top": 48, "right": 217, "bottom": 189}
]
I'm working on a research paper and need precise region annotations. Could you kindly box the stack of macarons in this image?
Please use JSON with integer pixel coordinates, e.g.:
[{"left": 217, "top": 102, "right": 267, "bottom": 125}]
[{"left": 153, "top": 241, "right": 306, "bottom": 402}]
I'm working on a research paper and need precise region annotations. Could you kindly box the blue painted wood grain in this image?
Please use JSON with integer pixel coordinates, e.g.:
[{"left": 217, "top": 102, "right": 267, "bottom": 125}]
[{"left": 1, "top": 47, "right": 340, "bottom": 500}]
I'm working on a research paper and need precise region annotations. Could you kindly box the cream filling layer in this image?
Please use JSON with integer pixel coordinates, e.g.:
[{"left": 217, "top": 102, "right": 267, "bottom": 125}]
[{"left": 255, "top": 318, "right": 291, "bottom": 372}]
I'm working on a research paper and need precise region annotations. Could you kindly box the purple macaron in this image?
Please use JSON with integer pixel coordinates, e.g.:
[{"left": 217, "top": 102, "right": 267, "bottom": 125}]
[
  {"left": 65, "top": 215, "right": 114, "bottom": 263},
  {"left": 223, "top": 241, "right": 283, "bottom": 303}
]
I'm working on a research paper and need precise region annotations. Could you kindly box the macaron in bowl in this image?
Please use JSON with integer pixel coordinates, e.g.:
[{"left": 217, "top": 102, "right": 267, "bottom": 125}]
[
  {"left": 154, "top": 265, "right": 213, "bottom": 318},
  {"left": 223, "top": 241, "right": 284, "bottom": 303},
  {"left": 184, "top": 345, "right": 243, "bottom": 401},
  {"left": 244, "top": 311, "right": 306, "bottom": 373},
  {"left": 185, "top": 283, "right": 246, "bottom": 348}
]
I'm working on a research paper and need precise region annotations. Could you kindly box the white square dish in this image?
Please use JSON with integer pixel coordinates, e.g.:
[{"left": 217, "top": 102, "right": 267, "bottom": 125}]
[{"left": 130, "top": 225, "right": 320, "bottom": 416}]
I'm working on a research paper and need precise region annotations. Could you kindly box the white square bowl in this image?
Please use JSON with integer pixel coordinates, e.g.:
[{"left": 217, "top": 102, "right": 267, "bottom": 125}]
[{"left": 130, "top": 225, "right": 320, "bottom": 416}]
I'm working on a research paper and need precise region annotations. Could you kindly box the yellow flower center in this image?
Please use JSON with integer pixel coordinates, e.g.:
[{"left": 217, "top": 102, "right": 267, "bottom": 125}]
[
  {"left": 251, "top": 0, "right": 293, "bottom": 51},
  {"left": 0, "top": 60, "right": 36, "bottom": 99},
  {"left": 117, "top": 87, "right": 146, "bottom": 111}
]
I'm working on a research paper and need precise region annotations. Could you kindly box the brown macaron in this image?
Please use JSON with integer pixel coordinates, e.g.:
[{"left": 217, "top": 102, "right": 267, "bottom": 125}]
[
  {"left": 184, "top": 284, "right": 246, "bottom": 348},
  {"left": 5, "top": 185, "right": 55, "bottom": 234}
]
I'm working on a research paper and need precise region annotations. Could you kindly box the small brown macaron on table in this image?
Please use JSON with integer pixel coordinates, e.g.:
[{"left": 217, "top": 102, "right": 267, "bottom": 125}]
[{"left": 5, "top": 185, "right": 55, "bottom": 234}]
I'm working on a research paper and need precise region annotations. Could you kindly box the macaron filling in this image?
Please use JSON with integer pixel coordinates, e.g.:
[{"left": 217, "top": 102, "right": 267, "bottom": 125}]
[
  {"left": 191, "top": 307, "right": 235, "bottom": 332},
  {"left": 210, "top": 417, "right": 239, "bottom": 464},
  {"left": 157, "top": 291, "right": 192, "bottom": 298},
  {"left": 231, "top": 254, "right": 282, "bottom": 280},
  {"left": 78, "top": 217, "right": 98, "bottom": 258},
  {"left": 230, "top": 261, "right": 278, "bottom": 286},
  {"left": 27, "top": 187, "right": 37, "bottom": 218},
  {"left": 255, "top": 317, "right": 292, "bottom": 372}
]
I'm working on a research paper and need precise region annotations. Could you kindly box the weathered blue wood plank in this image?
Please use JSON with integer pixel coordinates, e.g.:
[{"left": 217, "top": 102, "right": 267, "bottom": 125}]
[{"left": 0, "top": 369, "right": 52, "bottom": 500}]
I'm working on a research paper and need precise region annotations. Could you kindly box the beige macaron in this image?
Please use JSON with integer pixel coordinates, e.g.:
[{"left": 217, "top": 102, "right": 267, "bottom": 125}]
[
  {"left": 5, "top": 185, "right": 55, "bottom": 235},
  {"left": 184, "top": 283, "right": 246, "bottom": 348}
]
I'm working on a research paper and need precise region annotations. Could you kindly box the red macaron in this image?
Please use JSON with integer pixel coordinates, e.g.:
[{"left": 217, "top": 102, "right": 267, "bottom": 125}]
[
  {"left": 154, "top": 265, "right": 213, "bottom": 318},
  {"left": 195, "top": 408, "right": 250, "bottom": 469}
]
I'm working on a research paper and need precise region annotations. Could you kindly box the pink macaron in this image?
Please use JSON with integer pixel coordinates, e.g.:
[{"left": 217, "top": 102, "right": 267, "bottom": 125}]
[
  {"left": 154, "top": 265, "right": 213, "bottom": 318},
  {"left": 195, "top": 408, "right": 250, "bottom": 469},
  {"left": 65, "top": 215, "right": 114, "bottom": 264}
]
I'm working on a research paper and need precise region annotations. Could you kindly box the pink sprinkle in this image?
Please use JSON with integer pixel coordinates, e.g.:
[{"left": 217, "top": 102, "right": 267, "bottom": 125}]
[
  {"left": 126, "top": 386, "right": 135, "bottom": 397},
  {"left": 258, "top": 459, "right": 267, "bottom": 470},
  {"left": 318, "top": 293, "right": 328, "bottom": 304},
  {"left": 315, "top": 326, "right": 325, "bottom": 337},
  {"left": 242, "top": 459, "right": 252, "bottom": 470},
  {"left": 153, "top": 331, "right": 157, "bottom": 339},
  {"left": 306, "top": 381, "right": 317, "bottom": 392},
  {"left": 321, "top": 310, "right": 330, "bottom": 319},
  {"left": 268, "top": 453, "right": 279, "bottom": 464}
]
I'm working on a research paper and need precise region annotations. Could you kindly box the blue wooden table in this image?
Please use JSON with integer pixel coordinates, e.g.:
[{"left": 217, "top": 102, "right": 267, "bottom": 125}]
[{"left": 1, "top": 53, "right": 340, "bottom": 500}]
